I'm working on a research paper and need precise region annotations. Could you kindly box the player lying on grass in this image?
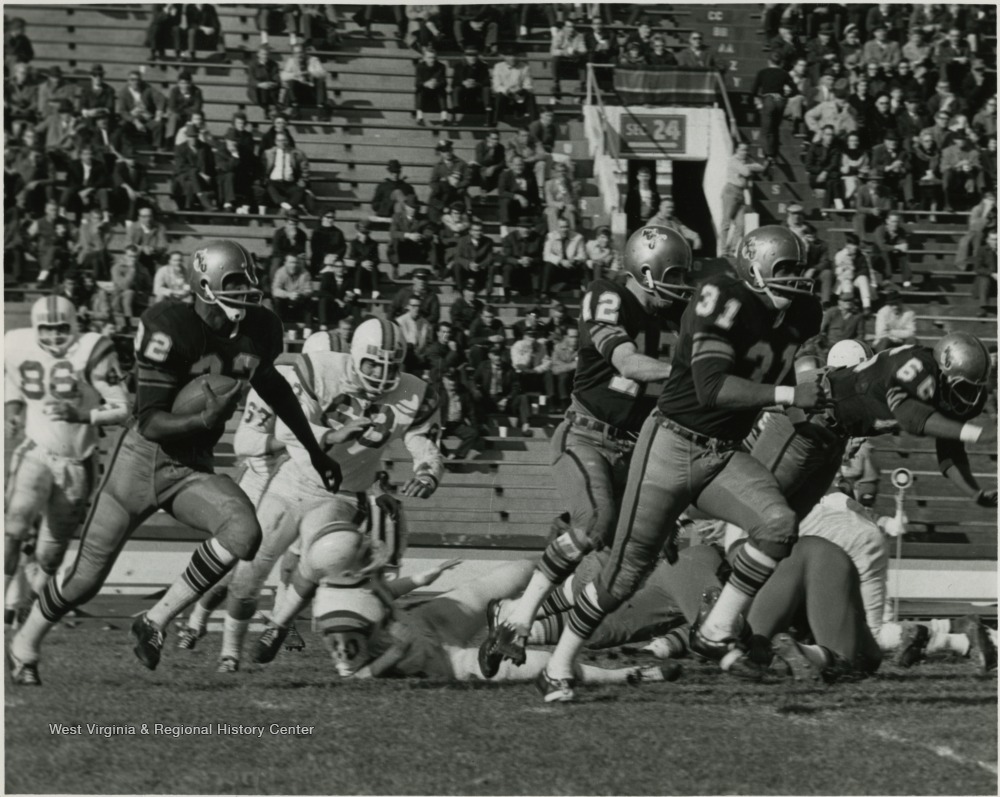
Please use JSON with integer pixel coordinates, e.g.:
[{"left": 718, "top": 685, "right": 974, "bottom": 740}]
[{"left": 884, "top": 615, "right": 997, "bottom": 675}]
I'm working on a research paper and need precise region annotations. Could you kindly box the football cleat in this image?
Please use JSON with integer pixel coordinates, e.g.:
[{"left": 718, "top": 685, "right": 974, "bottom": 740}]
[
  {"left": 688, "top": 586, "right": 752, "bottom": 663},
  {"left": 6, "top": 648, "right": 41, "bottom": 686},
  {"left": 131, "top": 613, "right": 166, "bottom": 671},
  {"left": 216, "top": 656, "right": 240, "bottom": 673},
  {"left": 770, "top": 633, "right": 823, "bottom": 683},
  {"left": 627, "top": 662, "right": 683, "bottom": 685},
  {"left": 477, "top": 599, "right": 504, "bottom": 678},
  {"left": 253, "top": 625, "right": 289, "bottom": 664},
  {"left": 283, "top": 623, "right": 306, "bottom": 652},
  {"left": 955, "top": 614, "right": 996, "bottom": 676},
  {"left": 176, "top": 626, "right": 205, "bottom": 651},
  {"left": 535, "top": 668, "right": 576, "bottom": 703},
  {"left": 895, "top": 623, "right": 930, "bottom": 668}
]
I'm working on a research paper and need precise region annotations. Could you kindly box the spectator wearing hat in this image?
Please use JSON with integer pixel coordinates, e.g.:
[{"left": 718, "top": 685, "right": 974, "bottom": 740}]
[
  {"left": 389, "top": 196, "right": 434, "bottom": 281},
  {"left": 345, "top": 221, "right": 381, "bottom": 297},
  {"left": 413, "top": 47, "right": 450, "bottom": 127},
  {"left": 280, "top": 41, "right": 329, "bottom": 113},
  {"left": 4, "top": 62, "right": 38, "bottom": 135},
  {"left": 873, "top": 212, "right": 913, "bottom": 287},
  {"left": 498, "top": 155, "right": 540, "bottom": 232},
  {"left": 542, "top": 217, "right": 586, "bottom": 297},
  {"left": 834, "top": 233, "right": 877, "bottom": 313},
  {"left": 6, "top": 17, "right": 34, "bottom": 71},
  {"left": 371, "top": 159, "right": 417, "bottom": 219},
  {"left": 262, "top": 131, "right": 310, "bottom": 212},
  {"left": 247, "top": 45, "right": 282, "bottom": 117},
  {"left": 805, "top": 125, "right": 843, "bottom": 200},
  {"left": 113, "top": 155, "right": 154, "bottom": 223},
  {"left": 126, "top": 207, "right": 168, "bottom": 274},
  {"left": 941, "top": 128, "right": 981, "bottom": 211},
  {"left": 452, "top": 220, "right": 495, "bottom": 293},
  {"left": 423, "top": 323, "right": 466, "bottom": 382},
  {"left": 872, "top": 287, "right": 917, "bottom": 351},
  {"left": 471, "top": 341, "right": 522, "bottom": 430},
  {"left": 271, "top": 254, "right": 314, "bottom": 324},
  {"left": 309, "top": 209, "right": 346, "bottom": 276},
  {"left": 805, "top": 23, "right": 841, "bottom": 85},
  {"left": 972, "top": 228, "right": 998, "bottom": 317},
  {"left": 61, "top": 145, "right": 111, "bottom": 223},
  {"left": 550, "top": 18, "right": 588, "bottom": 101},
  {"left": 36, "top": 66, "right": 77, "bottom": 120},
  {"left": 584, "top": 226, "right": 616, "bottom": 282},
  {"left": 617, "top": 38, "right": 648, "bottom": 69},
  {"left": 389, "top": 268, "right": 441, "bottom": 325},
  {"left": 438, "top": 367, "right": 481, "bottom": 460},
  {"left": 862, "top": 24, "right": 902, "bottom": 69},
  {"left": 870, "top": 131, "right": 911, "bottom": 202},
  {"left": 165, "top": 71, "right": 204, "bottom": 142},
  {"left": 270, "top": 209, "right": 308, "bottom": 278},
  {"left": 471, "top": 130, "right": 506, "bottom": 193},
  {"left": 853, "top": 169, "right": 893, "bottom": 240},
  {"left": 648, "top": 198, "right": 702, "bottom": 251},
  {"left": 428, "top": 169, "right": 470, "bottom": 225},
  {"left": 452, "top": 46, "right": 491, "bottom": 120},
  {"left": 215, "top": 130, "right": 256, "bottom": 211},
  {"left": 821, "top": 290, "right": 867, "bottom": 346},
  {"left": 491, "top": 48, "right": 536, "bottom": 126},
  {"left": 500, "top": 221, "right": 543, "bottom": 298},
  {"left": 449, "top": 280, "right": 482, "bottom": 341},
  {"left": 316, "top": 258, "right": 356, "bottom": 328},
  {"left": 543, "top": 161, "right": 579, "bottom": 233}
]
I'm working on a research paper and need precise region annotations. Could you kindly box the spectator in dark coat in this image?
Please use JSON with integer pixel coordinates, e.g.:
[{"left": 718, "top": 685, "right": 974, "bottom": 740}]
[
  {"left": 316, "top": 257, "right": 356, "bottom": 327},
  {"left": 215, "top": 131, "right": 256, "bottom": 211},
  {"left": 309, "top": 210, "right": 347, "bottom": 276},
  {"left": 500, "top": 221, "right": 544, "bottom": 297},
  {"left": 29, "top": 202, "right": 74, "bottom": 286},
  {"left": 6, "top": 17, "right": 34, "bottom": 70},
  {"left": 471, "top": 342, "right": 524, "bottom": 429},
  {"left": 895, "top": 93, "right": 929, "bottom": 149},
  {"left": 423, "top": 324, "right": 466, "bottom": 383},
  {"left": 113, "top": 158, "right": 155, "bottom": 222},
  {"left": 873, "top": 212, "right": 913, "bottom": 286},
  {"left": 371, "top": 159, "right": 417, "bottom": 218},
  {"left": 172, "top": 125, "right": 216, "bottom": 210},
  {"left": 438, "top": 368, "right": 482, "bottom": 459},
  {"left": 448, "top": 281, "right": 482, "bottom": 341},
  {"left": 414, "top": 48, "right": 450, "bottom": 127},
  {"left": 427, "top": 170, "right": 469, "bottom": 225},
  {"left": 78, "top": 64, "right": 116, "bottom": 124},
  {"left": 452, "top": 47, "right": 491, "bottom": 120},
  {"left": 451, "top": 220, "right": 495, "bottom": 292},
  {"left": 247, "top": 45, "right": 282, "bottom": 116},
  {"left": 468, "top": 304, "right": 506, "bottom": 366},
  {"left": 498, "top": 155, "right": 540, "bottom": 230},
  {"left": 528, "top": 109, "right": 559, "bottom": 154},
  {"left": 165, "top": 71, "right": 204, "bottom": 142},
  {"left": 116, "top": 72, "right": 166, "bottom": 144},
  {"left": 821, "top": 291, "right": 867, "bottom": 345},
  {"left": 389, "top": 196, "right": 435, "bottom": 280},
  {"left": 178, "top": 3, "right": 222, "bottom": 61},
  {"left": 623, "top": 165, "right": 660, "bottom": 234},
  {"left": 471, "top": 130, "right": 506, "bottom": 193},
  {"left": 388, "top": 268, "right": 441, "bottom": 325},
  {"left": 853, "top": 171, "right": 893, "bottom": 239},
  {"left": 805, "top": 125, "right": 842, "bottom": 200},
  {"left": 256, "top": 114, "right": 296, "bottom": 158},
  {"left": 5, "top": 62, "right": 39, "bottom": 133},
  {"left": 869, "top": 132, "right": 911, "bottom": 203},
  {"left": 60, "top": 146, "right": 111, "bottom": 222},
  {"left": 345, "top": 220, "right": 381, "bottom": 297},
  {"left": 972, "top": 229, "right": 997, "bottom": 317},
  {"left": 269, "top": 209, "right": 309, "bottom": 278}
]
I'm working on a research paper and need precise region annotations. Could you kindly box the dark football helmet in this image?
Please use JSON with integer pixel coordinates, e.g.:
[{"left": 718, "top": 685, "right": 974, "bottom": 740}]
[
  {"left": 933, "top": 331, "right": 992, "bottom": 418},
  {"left": 189, "top": 240, "right": 263, "bottom": 322},
  {"left": 622, "top": 225, "right": 694, "bottom": 305},
  {"left": 734, "top": 225, "right": 811, "bottom": 310}
]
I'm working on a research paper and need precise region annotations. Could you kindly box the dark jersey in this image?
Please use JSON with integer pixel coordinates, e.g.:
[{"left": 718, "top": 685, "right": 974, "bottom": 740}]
[
  {"left": 826, "top": 344, "right": 941, "bottom": 437},
  {"left": 134, "top": 302, "right": 284, "bottom": 464},
  {"left": 573, "top": 278, "right": 679, "bottom": 433},
  {"left": 658, "top": 275, "right": 822, "bottom": 441}
]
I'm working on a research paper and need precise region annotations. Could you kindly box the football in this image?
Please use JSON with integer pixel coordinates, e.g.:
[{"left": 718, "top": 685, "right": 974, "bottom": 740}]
[{"left": 171, "top": 374, "right": 241, "bottom": 415}]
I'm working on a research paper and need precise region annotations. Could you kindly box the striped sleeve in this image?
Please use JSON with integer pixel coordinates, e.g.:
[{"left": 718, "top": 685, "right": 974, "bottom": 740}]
[
  {"left": 589, "top": 322, "right": 632, "bottom": 364},
  {"left": 691, "top": 332, "right": 736, "bottom": 366}
]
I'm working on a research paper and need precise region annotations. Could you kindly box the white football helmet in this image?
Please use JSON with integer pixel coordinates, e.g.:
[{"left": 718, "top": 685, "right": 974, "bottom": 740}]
[
  {"left": 314, "top": 584, "right": 388, "bottom": 676},
  {"left": 31, "top": 295, "right": 78, "bottom": 356},
  {"left": 350, "top": 318, "right": 407, "bottom": 396},
  {"left": 827, "top": 339, "right": 873, "bottom": 369},
  {"left": 302, "top": 329, "right": 336, "bottom": 355}
]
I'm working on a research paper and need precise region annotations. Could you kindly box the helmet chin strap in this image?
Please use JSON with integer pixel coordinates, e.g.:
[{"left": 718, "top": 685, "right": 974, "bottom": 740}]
[
  {"left": 751, "top": 264, "right": 791, "bottom": 310},
  {"left": 202, "top": 284, "right": 246, "bottom": 323}
]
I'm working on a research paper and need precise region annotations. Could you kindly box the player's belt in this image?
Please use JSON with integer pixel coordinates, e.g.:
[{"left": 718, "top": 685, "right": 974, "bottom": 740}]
[
  {"left": 565, "top": 410, "right": 637, "bottom": 443},
  {"left": 654, "top": 412, "right": 741, "bottom": 451}
]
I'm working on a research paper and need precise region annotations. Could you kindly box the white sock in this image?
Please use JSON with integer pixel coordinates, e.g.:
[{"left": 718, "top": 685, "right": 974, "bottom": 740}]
[
  {"left": 545, "top": 626, "right": 587, "bottom": 680},
  {"left": 798, "top": 643, "right": 831, "bottom": 669},
  {"left": 222, "top": 615, "right": 250, "bottom": 661},
  {"left": 271, "top": 586, "right": 311, "bottom": 628},
  {"left": 187, "top": 601, "right": 212, "bottom": 634},
  {"left": 877, "top": 621, "right": 903, "bottom": 652},
  {"left": 945, "top": 633, "right": 971, "bottom": 657},
  {"left": 701, "top": 583, "right": 753, "bottom": 641},
  {"left": 507, "top": 570, "right": 555, "bottom": 631},
  {"left": 926, "top": 618, "right": 953, "bottom": 653},
  {"left": 147, "top": 539, "right": 237, "bottom": 630},
  {"left": 576, "top": 662, "right": 635, "bottom": 684},
  {"left": 11, "top": 604, "right": 55, "bottom": 663}
]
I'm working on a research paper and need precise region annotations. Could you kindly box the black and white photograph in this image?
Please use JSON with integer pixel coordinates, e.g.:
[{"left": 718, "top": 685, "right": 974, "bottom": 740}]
[{"left": 2, "top": 1, "right": 997, "bottom": 793}]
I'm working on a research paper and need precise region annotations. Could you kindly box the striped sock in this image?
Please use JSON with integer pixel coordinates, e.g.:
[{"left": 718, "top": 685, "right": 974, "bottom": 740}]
[
  {"left": 38, "top": 578, "right": 71, "bottom": 623},
  {"left": 729, "top": 544, "right": 777, "bottom": 598},
  {"left": 538, "top": 532, "right": 585, "bottom": 585},
  {"left": 565, "top": 582, "right": 619, "bottom": 640},
  {"left": 147, "top": 539, "right": 237, "bottom": 630},
  {"left": 702, "top": 545, "right": 776, "bottom": 641},
  {"left": 529, "top": 614, "right": 565, "bottom": 645},
  {"left": 539, "top": 587, "right": 572, "bottom": 619}
]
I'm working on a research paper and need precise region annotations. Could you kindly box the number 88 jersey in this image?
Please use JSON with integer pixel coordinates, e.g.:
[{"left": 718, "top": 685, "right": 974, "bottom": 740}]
[{"left": 4, "top": 328, "right": 119, "bottom": 459}]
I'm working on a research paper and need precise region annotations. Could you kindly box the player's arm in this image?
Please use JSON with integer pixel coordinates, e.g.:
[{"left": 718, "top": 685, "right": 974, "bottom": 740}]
[
  {"left": 383, "top": 559, "right": 462, "bottom": 599},
  {"left": 586, "top": 288, "right": 672, "bottom": 383},
  {"left": 84, "top": 349, "right": 130, "bottom": 426},
  {"left": 400, "top": 384, "right": 445, "bottom": 498},
  {"left": 4, "top": 360, "right": 26, "bottom": 438},
  {"left": 609, "top": 341, "right": 672, "bottom": 382},
  {"left": 935, "top": 437, "right": 996, "bottom": 506}
]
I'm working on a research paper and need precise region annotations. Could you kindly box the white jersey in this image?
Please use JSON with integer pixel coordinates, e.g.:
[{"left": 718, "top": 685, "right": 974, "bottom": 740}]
[
  {"left": 232, "top": 355, "right": 298, "bottom": 477},
  {"left": 275, "top": 352, "right": 443, "bottom": 493},
  {"left": 4, "top": 329, "right": 129, "bottom": 460}
]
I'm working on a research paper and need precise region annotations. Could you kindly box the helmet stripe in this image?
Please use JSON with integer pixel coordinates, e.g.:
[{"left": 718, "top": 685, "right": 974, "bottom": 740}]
[
  {"left": 379, "top": 318, "right": 395, "bottom": 352},
  {"left": 48, "top": 294, "right": 58, "bottom": 323}
]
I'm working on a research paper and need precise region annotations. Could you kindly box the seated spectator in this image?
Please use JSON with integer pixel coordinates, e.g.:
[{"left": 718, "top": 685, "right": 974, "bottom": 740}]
[
  {"left": 902, "top": 28, "right": 932, "bottom": 70},
  {"left": 869, "top": 132, "right": 911, "bottom": 203},
  {"left": 805, "top": 125, "right": 842, "bottom": 200},
  {"left": 112, "top": 107, "right": 156, "bottom": 160},
  {"left": 543, "top": 161, "right": 579, "bottom": 232},
  {"left": 38, "top": 100, "right": 82, "bottom": 173},
  {"left": 547, "top": 325, "right": 579, "bottom": 411},
  {"left": 57, "top": 272, "right": 93, "bottom": 328},
  {"left": 316, "top": 256, "right": 357, "bottom": 328},
  {"left": 677, "top": 30, "right": 719, "bottom": 70},
  {"left": 153, "top": 251, "right": 193, "bottom": 304},
  {"left": 433, "top": 202, "right": 471, "bottom": 273},
  {"left": 371, "top": 159, "right": 417, "bottom": 219},
  {"left": 834, "top": 233, "right": 876, "bottom": 313},
  {"left": 413, "top": 47, "right": 449, "bottom": 127},
  {"left": 79, "top": 111, "right": 118, "bottom": 172},
  {"left": 927, "top": 79, "right": 968, "bottom": 119},
  {"left": 961, "top": 60, "right": 993, "bottom": 119},
  {"left": 280, "top": 42, "right": 329, "bottom": 113},
  {"left": 862, "top": 24, "right": 901, "bottom": 69},
  {"left": 215, "top": 130, "right": 258, "bottom": 212},
  {"left": 405, "top": 5, "right": 444, "bottom": 52},
  {"left": 617, "top": 39, "right": 647, "bottom": 68},
  {"left": 451, "top": 220, "right": 495, "bottom": 292},
  {"left": 912, "top": 129, "right": 944, "bottom": 217},
  {"left": 78, "top": 64, "right": 116, "bottom": 125},
  {"left": 145, "top": 4, "right": 182, "bottom": 61},
  {"left": 471, "top": 342, "right": 523, "bottom": 430},
  {"left": 896, "top": 92, "right": 929, "bottom": 149},
  {"left": 389, "top": 268, "right": 441, "bottom": 325},
  {"left": 805, "top": 91, "right": 859, "bottom": 143},
  {"left": 127, "top": 207, "right": 168, "bottom": 274},
  {"left": 438, "top": 368, "right": 481, "bottom": 460},
  {"left": 873, "top": 212, "right": 913, "bottom": 287},
  {"left": 29, "top": 201, "right": 73, "bottom": 286},
  {"left": 550, "top": 18, "right": 587, "bottom": 101},
  {"left": 972, "top": 96, "right": 997, "bottom": 142},
  {"left": 5, "top": 62, "right": 39, "bottom": 136},
  {"left": 389, "top": 196, "right": 434, "bottom": 280},
  {"left": 269, "top": 209, "right": 308, "bottom": 278},
  {"left": 262, "top": 132, "right": 310, "bottom": 212},
  {"left": 647, "top": 198, "right": 702, "bottom": 251},
  {"left": 941, "top": 128, "right": 981, "bottom": 210},
  {"left": 645, "top": 34, "right": 677, "bottom": 68},
  {"left": 247, "top": 44, "right": 282, "bottom": 118},
  {"left": 454, "top": 8, "right": 497, "bottom": 56},
  {"left": 452, "top": 46, "right": 491, "bottom": 121},
  {"left": 6, "top": 17, "right": 34, "bottom": 71},
  {"left": 468, "top": 305, "right": 506, "bottom": 366},
  {"left": 983, "top": 136, "right": 997, "bottom": 194},
  {"left": 624, "top": 165, "right": 660, "bottom": 233},
  {"left": 528, "top": 109, "right": 559, "bottom": 155},
  {"left": 544, "top": 300, "right": 575, "bottom": 339},
  {"left": 75, "top": 208, "right": 111, "bottom": 279},
  {"left": 542, "top": 217, "right": 586, "bottom": 297},
  {"left": 429, "top": 141, "right": 472, "bottom": 191},
  {"left": 116, "top": 71, "right": 166, "bottom": 149},
  {"left": 802, "top": 226, "right": 835, "bottom": 305},
  {"left": 178, "top": 3, "right": 223, "bottom": 61},
  {"left": 921, "top": 110, "right": 953, "bottom": 153},
  {"left": 972, "top": 229, "right": 998, "bottom": 317},
  {"left": 423, "top": 322, "right": 466, "bottom": 382},
  {"left": 61, "top": 145, "right": 111, "bottom": 223},
  {"left": 510, "top": 328, "right": 551, "bottom": 433},
  {"left": 272, "top": 254, "right": 315, "bottom": 324},
  {"left": 784, "top": 58, "right": 811, "bottom": 137},
  {"left": 471, "top": 130, "right": 506, "bottom": 193},
  {"left": 935, "top": 27, "right": 972, "bottom": 94},
  {"left": 165, "top": 71, "right": 204, "bottom": 143},
  {"left": 256, "top": 114, "right": 296, "bottom": 157},
  {"left": 309, "top": 209, "right": 346, "bottom": 276},
  {"left": 13, "top": 139, "right": 53, "bottom": 217},
  {"left": 113, "top": 156, "right": 155, "bottom": 223},
  {"left": 448, "top": 280, "right": 482, "bottom": 341},
  {"left": 256, "top": 4, "right": 300, "bottom": 47},
  {"left": 500, "top": 221, "right": 543, "bottom": 298},
  {"left": 428, "top": 169, "right": 470, "bottom": 225},
  {"left": 506, "top": 127, "right": 549, "bottom": 192},
  {"left": 585, "top": 225, "right": 616, "bottom": 282},
  {"left": 345, "top": 220, "right": 381, "bottom": 298},
  {"left": 110, "top": 246, "right": 152, "bottom": 331},
  {"left": 872, "top": 287, "right": 917, "bottom": 351},
  {"left": 853, "top": 171, "right": 893, "bottom": 239},
  {"left": 397, "top": 295, "right": 433, "bottom": 372},
  {"left": 821, "top": 290, "right": 866, "bottom": 346},
  {"left": 491, "top": 47, "right": 537, "bottom": 126},
  {"left": 498, "top": 155, "right": 540, "bottom": 232},
  {"left": 957, "top": 192, "right": 997, "bottom": 270},
  {"left": 512, "top": 304, "right": 545, "bottom": 341},
  {"left": 626, "top": 17, "right": 656, "bottom": 58},
  {"left": 36, "top": 66, "right": 77, "bottom": 122},
  {"left": 782, "top": 204, "right": 810, "bottom": 244},
  {"left": 299, "top": 5, "right": 340, "bottom": 50}
]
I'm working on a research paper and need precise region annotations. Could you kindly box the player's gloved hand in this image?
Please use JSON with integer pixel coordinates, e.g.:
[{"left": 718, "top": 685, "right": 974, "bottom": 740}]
[
  {"left": 322, "top": 417, "right": 372, "bottom": 448},
  {"left": 47, "top": 402, "right": 87, "bottom": 424},
  {"left": 412, "top": 558, "right": 461, "bottom": 587},
  {"left": 976, "top": 489, "right": 997, "bottom": 508},
  {"left": 310, "top": 449, "right": 343, "bottom": 493},
  {"left": 792, "top": 381, "right": 827, "bottom": 410},
  {"left": 201, "top": 380, "right": 242, "bottom": 428},
  {"left": 401, "top": 474, "right": 437, "bottom": 499}
]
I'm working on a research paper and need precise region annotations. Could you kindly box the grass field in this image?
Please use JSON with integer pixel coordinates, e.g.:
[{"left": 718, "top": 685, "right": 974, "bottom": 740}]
[{"left": 5, "top": 618, "right": 998, "bottom": 796}]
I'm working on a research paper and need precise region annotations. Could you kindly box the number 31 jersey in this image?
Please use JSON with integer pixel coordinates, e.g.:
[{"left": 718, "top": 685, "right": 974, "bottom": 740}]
[
  {"left": 658, "top": 274, "right": 821, "bottom": 441},
  {"left": 4, "top": 328, "right": 124, "bottom": 459}
]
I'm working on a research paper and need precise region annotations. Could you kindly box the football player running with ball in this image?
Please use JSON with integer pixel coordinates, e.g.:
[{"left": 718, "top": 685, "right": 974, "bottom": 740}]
[
  {"left": 8, "top": 241, "right": 341, "bottom": 686},
  {"left": 536, "top": 225, "right": 828, "bottom": 702},
  {"left": 5, "top": 297, "right": 129, "bottom": 603},
  {"left": 479, "top": 225, "right": 693, "bottom": 677}
]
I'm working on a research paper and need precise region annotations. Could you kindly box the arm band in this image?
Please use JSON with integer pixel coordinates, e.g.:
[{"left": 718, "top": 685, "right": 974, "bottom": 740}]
[
  {"left": 774, "top": 386, "right": 795, "bottom": 406},
  {"left": 959, "top": 423, "right": 982, "bottom": 444}
]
